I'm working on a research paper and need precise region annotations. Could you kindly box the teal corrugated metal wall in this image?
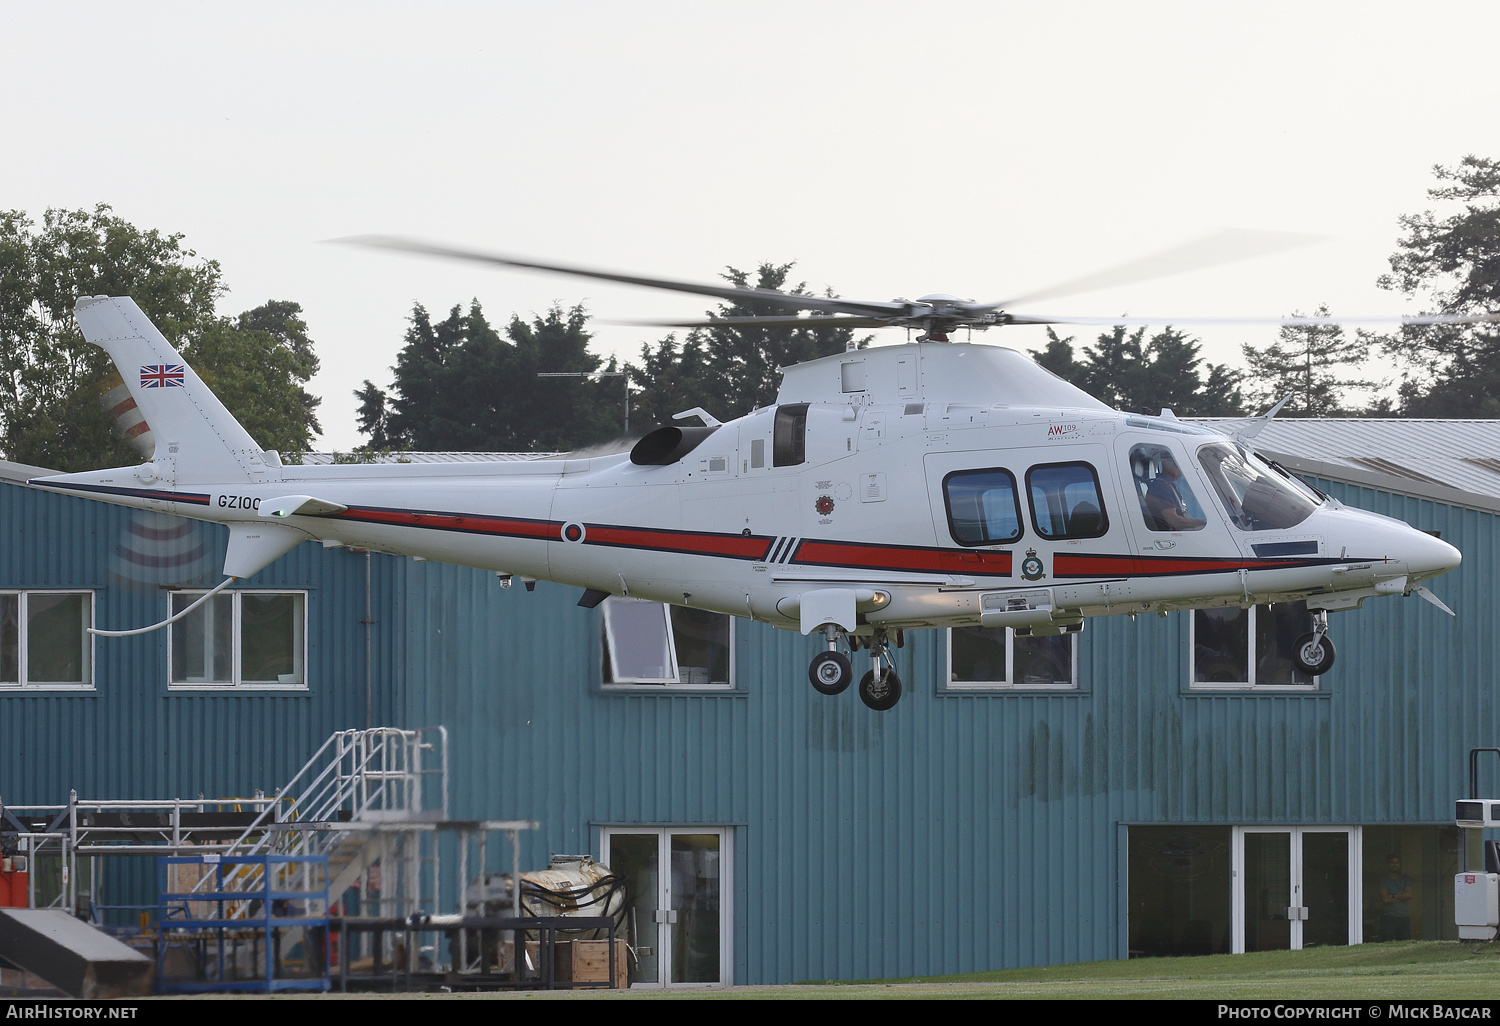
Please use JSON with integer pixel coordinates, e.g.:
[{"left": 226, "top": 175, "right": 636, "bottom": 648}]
[
  {"left": 0, "top": 481, "right": 401, "bottom": 804},
  {"left": 5, "top": 473, "right": 1496, "bottom": 983}
]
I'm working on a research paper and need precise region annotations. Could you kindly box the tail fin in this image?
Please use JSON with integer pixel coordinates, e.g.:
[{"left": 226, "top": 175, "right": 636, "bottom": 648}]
[{"left": 74, "top": 296, "right": 274, "bottom": 481}]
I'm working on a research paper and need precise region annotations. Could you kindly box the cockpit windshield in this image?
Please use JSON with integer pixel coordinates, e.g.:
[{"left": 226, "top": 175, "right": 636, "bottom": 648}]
[{"left": 1195, "top": 442, "right": 1320, "bottom": 532}]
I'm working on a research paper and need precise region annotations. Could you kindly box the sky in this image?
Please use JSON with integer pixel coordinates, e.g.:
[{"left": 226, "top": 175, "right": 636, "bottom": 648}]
[{"left": 5, "top": 1, "right": 1499, "bottom": 449}]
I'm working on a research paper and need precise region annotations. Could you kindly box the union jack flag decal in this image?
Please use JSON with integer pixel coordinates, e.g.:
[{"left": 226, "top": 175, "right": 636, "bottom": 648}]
[{"left": 140, "top": 365, "right": 185, "bottom": 388}]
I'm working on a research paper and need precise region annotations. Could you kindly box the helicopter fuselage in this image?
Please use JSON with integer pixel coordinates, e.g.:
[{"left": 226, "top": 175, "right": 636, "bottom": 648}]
[{"left": 35, "top": 330, "right": 1460, "bottom": 644}]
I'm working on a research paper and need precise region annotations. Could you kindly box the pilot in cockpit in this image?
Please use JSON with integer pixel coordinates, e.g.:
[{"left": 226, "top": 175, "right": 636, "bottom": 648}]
[{"left": 1141, "top": 452, "right": 1207, "bottom": 532}]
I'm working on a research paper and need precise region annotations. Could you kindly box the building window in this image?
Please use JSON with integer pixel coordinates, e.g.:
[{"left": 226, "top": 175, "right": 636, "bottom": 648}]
[
  {"left": 0, "top": 591, "right": 94, "bottom": 690},
  {"left": 1128, "top": 826, "right": 1232, "bottom": 957},
  {"left": 1361, "top": 825, "right": 1464, "bottom": 942},
  {"left": 947, "top": 625, "right": 1076, "bottom": 689},
  {"left": 168, "top": 591, "right": 306, "bottom": 689},
  {"left": 601, "top": 597, "right": 732, "bottom": 688},
  {"left": 1190, "top": 601, "right": 1316, "bottom": 689}
]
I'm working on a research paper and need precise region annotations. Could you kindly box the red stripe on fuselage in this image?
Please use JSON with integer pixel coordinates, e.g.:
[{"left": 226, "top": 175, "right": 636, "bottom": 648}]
[
  {"left": 340, "top": 506, "right": 561, "bottom": 540},
  {"left": 1052, "top": 553, "right": 1325, "bottom": 578},
  {"left": 583, "top": 525, "right": 773, "bottom": 560},
  {"left": 794, "top": 540, "right": 1013, "bottom": 576}
]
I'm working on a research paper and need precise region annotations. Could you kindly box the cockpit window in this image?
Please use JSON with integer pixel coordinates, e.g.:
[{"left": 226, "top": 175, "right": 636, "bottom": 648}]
[
  {"left": 944, "top": 468, "right": 1023, "bottom": 546},
  {"left": 1129, "top": 444, "right": 1206, "bottom": 532},
  {"left": 1196, "top": 442, "right": 1318, "bottom": 532},
  {"left": 1027, "top": 462, "right": 1108, "bottom": 540}
]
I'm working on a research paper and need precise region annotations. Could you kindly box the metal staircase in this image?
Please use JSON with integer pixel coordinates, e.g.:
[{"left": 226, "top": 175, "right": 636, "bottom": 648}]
[{"left": 184, "top": 727, "right": 449, "bottom": 925}]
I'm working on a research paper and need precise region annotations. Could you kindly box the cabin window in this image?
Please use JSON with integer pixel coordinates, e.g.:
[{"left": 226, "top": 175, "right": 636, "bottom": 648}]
[
  {"left": 1026, "top": 462, "right": 1109, "bottom": 540},
  {"left": 1189, "top": 601, "right": 1317, "bottom": 689},
  {"left": 0, "top": 591, "right": 94, "bottom": 690},
  {"left": 773, "top": 404, "right": 808, "bottom": 467},
  {"left": 1129, "top": 444, "right": 1207, "bottom": 532},
  {"left": 946, "top": 625, "right": 1076, "bottom": 689},
  {"left": 1196, "top": 442, "right": 1318, "bottom": 532},
  {"left": 943, "top": 468, "right": 1023, "bottom": 546},
  {"left": 601, "top": 596, "right": 733, "bottom": 688},
  {"left": 168, "top": 591, "right": 306, "bottom": 689}
]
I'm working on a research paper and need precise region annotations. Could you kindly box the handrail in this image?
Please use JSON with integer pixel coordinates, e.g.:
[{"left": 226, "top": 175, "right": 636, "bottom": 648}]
[{"left": 184, "top": 727, "right": 448, "bottom": 903}]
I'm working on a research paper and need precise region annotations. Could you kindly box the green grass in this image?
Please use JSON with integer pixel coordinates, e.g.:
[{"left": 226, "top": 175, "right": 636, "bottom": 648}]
[
  {"left": 785, "top": 941, "right": 1500, "bottom": 1000},
  {"left": 186, "top": 941, "right": 1500, "bottom": 999}
]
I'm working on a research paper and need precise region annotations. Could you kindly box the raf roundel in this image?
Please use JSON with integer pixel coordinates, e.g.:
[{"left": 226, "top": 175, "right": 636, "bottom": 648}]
[{"left": 562, "top": 523, "right": 585, "bottom": 543}]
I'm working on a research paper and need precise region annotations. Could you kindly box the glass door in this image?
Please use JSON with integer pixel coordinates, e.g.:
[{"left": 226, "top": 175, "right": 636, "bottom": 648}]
[
  {"left": 1241, "top": 830, "right": 1293, "bottom": 952},
  {"left": 1233, "top": 826, "right": 1358, "bottom": 952},
  {"left": 602, "top": 827, "right": 731, "bottom": 987}
]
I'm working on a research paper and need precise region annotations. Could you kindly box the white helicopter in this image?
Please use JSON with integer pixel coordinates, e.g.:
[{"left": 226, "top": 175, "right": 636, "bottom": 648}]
[{"left": 30, "top": 234, "right": 1481, "bottom": 710}]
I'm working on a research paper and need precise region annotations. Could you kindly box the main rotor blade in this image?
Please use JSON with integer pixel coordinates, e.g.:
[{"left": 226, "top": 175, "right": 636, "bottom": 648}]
[
  {"left": 332, "top": 235, "right": 907, "bottom": 320},
  {"left": 612, "top": 314, "right": 894, "bottom": 330},
  {"left": 990, "top": 228, "right": 1324, "bottom": 309},
  {"left": 1005, "top": 311, "right": 1500, "bottom": 327}
]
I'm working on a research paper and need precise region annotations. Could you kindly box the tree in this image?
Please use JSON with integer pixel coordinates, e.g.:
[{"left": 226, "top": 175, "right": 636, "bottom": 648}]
[
  {"left": 1031, "top": 325, "right": 1243, "bottom": 416},
  {"left": 625, "top": 330, "right": 720, "bottom": 428},
  {"left": 187, "top": 301, "right": 322, "bottom": 453},
  {"left": 1030, "top": 328, "right": 1085, "bottom": 383},
  {"left": 1241, "top": 306, "right": 1377, "bottom": 416},
  {"left": 1373, "top": 156, "right": 1500, "bottom": 416},
  {"left": 629, "top": 263, "right": 868, "bottom": 425},
  {"left": 0, "top": 205, "right": 322, "bottom": 471},
  {"left": 357, "top": 301, "right": 623, "bottom": 452}
]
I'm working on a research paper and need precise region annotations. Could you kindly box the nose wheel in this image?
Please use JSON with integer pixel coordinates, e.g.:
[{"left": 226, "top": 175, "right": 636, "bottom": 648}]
[
  {"left": 1293, "top": 610, "right": 1336, "bottom": 676},
  {"left": 806, "top": 626, "right": 904, "bottom": 709},
  {"left": 858, "top": 665, "right": 902, "bottom": 711}
]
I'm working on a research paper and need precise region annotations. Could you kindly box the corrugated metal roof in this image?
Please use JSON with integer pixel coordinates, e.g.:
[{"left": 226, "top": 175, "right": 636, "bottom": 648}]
[
  {"left": 1191, "top": 418, "right": 1500, "bottom": 501},
  {"left": 0, "top": 459, "right": 60, "bottom": 484}
]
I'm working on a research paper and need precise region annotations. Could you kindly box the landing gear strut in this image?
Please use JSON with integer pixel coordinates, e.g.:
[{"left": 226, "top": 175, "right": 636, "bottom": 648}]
[
  {"left": 858, "top": 629, "right": 902, "bottom": 712},
  {"left": 808, "top": 624, "right": 853, "bottom": 695},
  {"left": 806, "top": 625, "right": 903, "bottom": 709},
  {"left": 1293, "top": 609, "right": 1336, "bottom": 676}
]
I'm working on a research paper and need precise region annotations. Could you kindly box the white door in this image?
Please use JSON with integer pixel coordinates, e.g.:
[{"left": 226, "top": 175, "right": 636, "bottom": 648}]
[
  {"left": 601, "top": 827, "right": 732, "bottom": 987},
  {"left": 1233, "top": 826, "right": 1360, "bottom": 952}
]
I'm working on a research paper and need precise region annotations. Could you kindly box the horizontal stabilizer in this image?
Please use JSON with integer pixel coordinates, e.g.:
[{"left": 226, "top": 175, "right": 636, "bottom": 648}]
[
  {"left": 260, "top": 494, "right": 349, "bottom": 518},
  {"left": 223, "top": 523, "right": 311, "bottom": 579}
]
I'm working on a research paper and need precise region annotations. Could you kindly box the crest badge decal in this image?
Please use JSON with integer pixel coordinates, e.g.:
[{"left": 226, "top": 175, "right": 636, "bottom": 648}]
[{"left": 1021, "top": 548, "right": 1046, "bottom": 581}]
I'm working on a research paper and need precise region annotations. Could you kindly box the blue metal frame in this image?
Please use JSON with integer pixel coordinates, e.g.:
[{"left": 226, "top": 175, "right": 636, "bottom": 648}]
[{"left": 157, "top": 854, "right": 329, "bottom": 993}]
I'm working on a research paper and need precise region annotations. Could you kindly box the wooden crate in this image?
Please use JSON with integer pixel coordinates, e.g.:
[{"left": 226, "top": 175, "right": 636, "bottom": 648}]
[{"left": 555, "top": 938, "right": 628, "bottom": 989}]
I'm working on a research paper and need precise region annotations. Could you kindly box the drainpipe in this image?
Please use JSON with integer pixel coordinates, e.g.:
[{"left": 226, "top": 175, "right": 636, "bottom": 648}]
[{"left": 362, "top": 551, "right": 374, "bottom": 730}]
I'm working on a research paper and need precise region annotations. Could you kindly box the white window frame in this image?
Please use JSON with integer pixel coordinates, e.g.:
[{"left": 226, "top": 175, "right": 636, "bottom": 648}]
[
  {"left": 945, "top": 626, "right": 1078, "bottom": 690},
  {"left": 0, "top": 590, "right": 95, "bottom": 692},
  {"left": 601, "top": 597, "right": 735, "bottom": 690},
  {"left": 167, "top": 589, "right": 307, "bottom": 691},
  {"left": 1188, "top": 603, "right": 1319, "bottom": 691}
]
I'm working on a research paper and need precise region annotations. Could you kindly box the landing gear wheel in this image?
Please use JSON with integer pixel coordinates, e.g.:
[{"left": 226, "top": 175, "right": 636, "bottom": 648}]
[
  {"left": 809, "top": 651, "right": 854, "bottom": 695},
  {"left": 858, "top": 668, "right": 903, "bottom": 711},
  {"left": 1294, "top": 632, "right": 1336, "bottom": 675}
]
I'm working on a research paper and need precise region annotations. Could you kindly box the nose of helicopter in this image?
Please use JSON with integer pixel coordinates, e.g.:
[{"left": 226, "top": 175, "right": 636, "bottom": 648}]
[
  {"left": 1403, "top": 527, "right": 1462, "bottom": 580},
  {"left": 1363, "top": 513, "right": 1462, "bottom": 580}
]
